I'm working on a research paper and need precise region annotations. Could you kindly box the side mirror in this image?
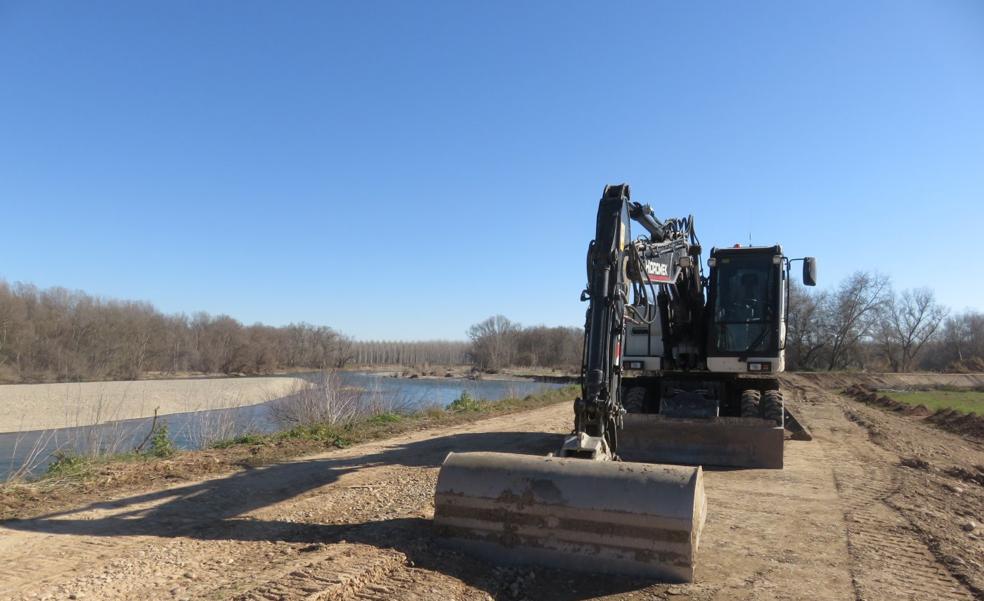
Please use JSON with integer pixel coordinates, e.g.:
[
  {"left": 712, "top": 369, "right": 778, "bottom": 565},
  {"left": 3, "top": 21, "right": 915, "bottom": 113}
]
[{"left": 803, "top": 257, "right": 817, "bottom": 286}]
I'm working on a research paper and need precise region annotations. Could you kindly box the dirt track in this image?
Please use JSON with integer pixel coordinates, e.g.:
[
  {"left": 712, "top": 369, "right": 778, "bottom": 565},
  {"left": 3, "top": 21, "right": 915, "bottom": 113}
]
[{"left": 0, "top": 374, "right": 981, "bottom": 600}]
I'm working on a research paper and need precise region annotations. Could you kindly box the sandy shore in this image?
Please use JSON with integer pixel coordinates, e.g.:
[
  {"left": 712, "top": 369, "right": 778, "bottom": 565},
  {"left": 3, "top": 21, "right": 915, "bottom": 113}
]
[{"left": 0, "top": 376, "right": 307, "bottom": 433}]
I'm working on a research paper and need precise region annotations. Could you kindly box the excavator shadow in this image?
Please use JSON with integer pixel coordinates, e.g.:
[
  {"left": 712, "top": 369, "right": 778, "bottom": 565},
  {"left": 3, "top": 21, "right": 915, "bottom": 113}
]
[
  {"left": 1, "top": 429, "right": 664, "bottom": 598},
  {"left": 3, "top": 430, "right": 564, "bottom": 536},
  {"left": 289, "top": 515, "right": 666, "bottom": 601}
]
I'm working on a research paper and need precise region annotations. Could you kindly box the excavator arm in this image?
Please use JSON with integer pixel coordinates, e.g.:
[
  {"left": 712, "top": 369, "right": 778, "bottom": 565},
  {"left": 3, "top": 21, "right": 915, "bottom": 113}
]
[
  {"left": 568, "top": 184, "right": 630, "bottom": 459},
  {"left": 566, "top": 184, "right": 704, "bottom": 459}
]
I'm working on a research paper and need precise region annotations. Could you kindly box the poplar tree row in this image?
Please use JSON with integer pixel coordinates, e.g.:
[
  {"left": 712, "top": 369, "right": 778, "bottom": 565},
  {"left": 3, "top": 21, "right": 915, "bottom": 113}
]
[{"left": 350, "top": 340, "right": 471, "bottom": 366}]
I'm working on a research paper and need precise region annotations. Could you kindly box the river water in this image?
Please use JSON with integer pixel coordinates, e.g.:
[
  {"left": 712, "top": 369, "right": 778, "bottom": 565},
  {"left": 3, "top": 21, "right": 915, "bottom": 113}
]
[{"left": 0, "top": 372, "right": 565, "bottom": 480}]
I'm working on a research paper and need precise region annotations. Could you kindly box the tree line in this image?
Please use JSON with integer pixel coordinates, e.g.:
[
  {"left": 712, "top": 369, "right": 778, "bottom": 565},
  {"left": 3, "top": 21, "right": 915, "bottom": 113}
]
[
  {"left": 466, "top": 315, "right": 583, "bottom": 371},
  {"left": 0, "top": 281, "right": 353, "bottom": 383},
  {"left": 0, "top": 279, "right": 578, "bottom": 384},
  {"left": 466, "top": 272, "right": 984, "bottom": 375},
  {"left": 785, "top": 271, "right": 983, "bottom": 372},
  {"left": 1, "top": 272, "right": 982, "bottom": 384}
]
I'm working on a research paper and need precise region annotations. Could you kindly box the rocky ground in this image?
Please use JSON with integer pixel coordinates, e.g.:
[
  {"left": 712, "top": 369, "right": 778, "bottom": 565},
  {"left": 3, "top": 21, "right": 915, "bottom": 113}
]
[{"left": 0, "top": 373, "right": 981, "bottom": 600}]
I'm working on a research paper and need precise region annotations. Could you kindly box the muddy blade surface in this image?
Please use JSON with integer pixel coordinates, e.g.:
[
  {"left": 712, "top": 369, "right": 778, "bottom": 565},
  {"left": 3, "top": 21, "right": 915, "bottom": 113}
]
[
  {"left": 620, "top": 414, "right": 785, "bottom": 469},
  {"left": 433, "top": 451, "right": 706, "bottom": 583}
]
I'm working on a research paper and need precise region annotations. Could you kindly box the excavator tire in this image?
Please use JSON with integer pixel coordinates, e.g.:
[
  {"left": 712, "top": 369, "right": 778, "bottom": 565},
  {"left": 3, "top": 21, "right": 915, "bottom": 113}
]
[
  {"left": 762, "top": 390, "right": 784, "bottom": 426},
  {"left": 433, "top": 452, "right": 706, "bottom": 582},
  {"left": 623, "top": 386, "right": 646, "bottom": 412},
  {"left": 740, "top": 389, "right": 761, "bottom": 418}
]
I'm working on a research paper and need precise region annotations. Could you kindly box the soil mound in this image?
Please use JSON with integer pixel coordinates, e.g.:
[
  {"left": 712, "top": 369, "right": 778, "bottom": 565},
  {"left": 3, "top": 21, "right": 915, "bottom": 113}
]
[
  {"left": 928, "top": 410, "right": 984, "bottom": 441},
  {"left": 842, "top": 384, "right": 984, "bottom": 442}
]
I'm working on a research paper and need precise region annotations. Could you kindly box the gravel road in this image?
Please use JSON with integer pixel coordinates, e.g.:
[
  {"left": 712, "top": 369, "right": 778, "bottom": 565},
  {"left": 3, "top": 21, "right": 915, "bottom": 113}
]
[{"left": 0, "top": 374, "right": 981, "bottom": 600}]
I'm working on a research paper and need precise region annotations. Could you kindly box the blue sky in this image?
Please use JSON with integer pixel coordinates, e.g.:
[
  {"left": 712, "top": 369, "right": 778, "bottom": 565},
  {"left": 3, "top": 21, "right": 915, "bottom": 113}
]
[{"left": 2, "top": 1, "right": 982, "bottom": 340}]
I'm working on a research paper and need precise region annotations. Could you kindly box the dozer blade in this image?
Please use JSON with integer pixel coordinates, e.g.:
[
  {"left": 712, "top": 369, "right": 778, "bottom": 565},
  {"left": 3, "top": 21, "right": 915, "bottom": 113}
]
[
  {"left": 433, "top": 451, "right": 706, "bottom": 582},
  {"left": 619, "top": 414, "right": 784, "bottom": 469}
]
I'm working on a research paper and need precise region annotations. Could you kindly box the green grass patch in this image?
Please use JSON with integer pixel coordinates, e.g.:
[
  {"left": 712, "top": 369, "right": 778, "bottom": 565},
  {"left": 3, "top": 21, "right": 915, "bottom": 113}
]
[
  {"left": 275, "top": 423, "right": 351, "bottom": 447},
  {"left": 44, "top": 452, "right": 93, "bottom": 479},
  {"left": 883, "top": 389, "right": 984, "bottom": 415},
  {"left": 368, "top": 412, "right": 403, "bottom": 425},
  {"left": 210, "top": 433, "right": 267, "bottom": 449},
  {"left": 43, "top": 450, "right": 150, "bottom": 480},
  {"left": 40, "top": 420, "right": 179, "bottom": 481}
]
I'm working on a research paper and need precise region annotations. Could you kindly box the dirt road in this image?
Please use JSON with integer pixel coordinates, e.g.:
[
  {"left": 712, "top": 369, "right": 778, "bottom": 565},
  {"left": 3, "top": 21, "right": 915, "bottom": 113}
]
[{"left": 0, "top": 375, "right": 981, "bottom": 600}]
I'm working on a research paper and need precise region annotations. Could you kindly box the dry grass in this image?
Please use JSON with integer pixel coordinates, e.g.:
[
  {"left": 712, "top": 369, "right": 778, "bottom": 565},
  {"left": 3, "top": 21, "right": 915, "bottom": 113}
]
[
  {"left": 268, "top": 371, "right": 417, "bottom": 428},
  {"left": 0, "top": 377, "right": 306, "bottom": 433}
]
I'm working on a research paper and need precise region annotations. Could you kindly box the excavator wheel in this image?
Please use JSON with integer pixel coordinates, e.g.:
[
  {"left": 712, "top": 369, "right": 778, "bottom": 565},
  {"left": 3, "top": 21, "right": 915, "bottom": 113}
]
[
  {"left": 740, "top": 389, "right": 761, "bottom": 418},
  {"left": 761, "top": 390, "right": 784, "bottom": 426},
  {"left": 623, "top": 386, "right": 646, "bottom": 412}
]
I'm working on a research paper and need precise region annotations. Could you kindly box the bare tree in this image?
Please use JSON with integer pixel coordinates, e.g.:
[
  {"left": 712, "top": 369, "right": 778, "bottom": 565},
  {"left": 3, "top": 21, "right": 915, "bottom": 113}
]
[
  {"left": 876, "top": 288, "right": 947, "bottom": 372},
  {"left": 468, "top": 315, "right": 519, "bottom": 371},
  {"left": 785, "top": 281, "right": 829, "bottom": 370},
  {"left": 916, "top": 310, "right": 983, "bottom": 371},
  {"left": 824, "top": 271, "right": 891, "bottom": 370},
  {"left": 465, "top": 317, "right": 582, "bottom": 371},
  {"left": 514, "top": 326, "right": 583, "bottom": 368}
]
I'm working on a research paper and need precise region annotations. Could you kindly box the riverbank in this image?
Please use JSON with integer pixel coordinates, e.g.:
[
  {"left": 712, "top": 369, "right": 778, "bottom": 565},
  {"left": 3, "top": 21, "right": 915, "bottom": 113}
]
[
  {"left": 0, "top": 385, "right": 578, "bottom": 521},
  {"left": 0, "top": 376, "right": 307, "bottom": 433}
]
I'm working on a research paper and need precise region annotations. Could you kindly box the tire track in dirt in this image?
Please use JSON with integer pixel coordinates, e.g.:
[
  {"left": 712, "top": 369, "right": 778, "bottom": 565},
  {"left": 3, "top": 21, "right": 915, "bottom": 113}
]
[
  {"left": 233, "top": 544, "right": 408, "bottom": 601},
  {"left": 785, "top": 377, "right": 976, "bottom": 601},
  {"left": 0, "top": 493, "right": 197, "bottom": 596},
  {"left": 232, "top": 539, "right": 487, "bottom": 601}
]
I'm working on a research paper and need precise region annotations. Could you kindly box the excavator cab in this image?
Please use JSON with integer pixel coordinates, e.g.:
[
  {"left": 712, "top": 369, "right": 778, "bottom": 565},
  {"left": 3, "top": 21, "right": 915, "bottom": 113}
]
[
  {"left": 621, "top": 244, "right": 816, "bottom": 469},
  {"left": 706, "top": 245, "right": 786, "bottom": 373}
]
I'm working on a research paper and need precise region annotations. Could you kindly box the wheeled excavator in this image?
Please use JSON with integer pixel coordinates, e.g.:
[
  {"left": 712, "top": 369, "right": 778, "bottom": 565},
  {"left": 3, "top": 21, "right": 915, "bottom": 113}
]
[{"left": 433, "top": 184, "right": 817, "bottom": 582}]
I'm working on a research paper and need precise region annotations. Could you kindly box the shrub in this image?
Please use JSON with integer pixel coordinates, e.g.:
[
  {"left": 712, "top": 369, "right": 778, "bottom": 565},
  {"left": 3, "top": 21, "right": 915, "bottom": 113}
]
[
  {"left": 447, "top": 391, "right": 483, "bottom": 412},
  {"left": 45, "top": 452, "right": 91, "bottom": 478},
  {"left": 148, "top": 420, "right": 176, "bottom": 458}
]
